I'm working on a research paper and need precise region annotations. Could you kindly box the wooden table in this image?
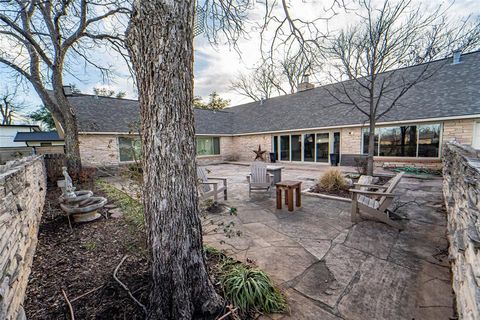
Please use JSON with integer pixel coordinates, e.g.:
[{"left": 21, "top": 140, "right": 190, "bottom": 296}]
[{"left": 275, "top": 180, "right": 302, "bottom": 212}]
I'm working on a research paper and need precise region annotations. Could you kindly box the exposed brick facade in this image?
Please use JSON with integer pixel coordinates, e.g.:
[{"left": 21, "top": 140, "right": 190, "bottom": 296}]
[
  {"left": 78, "top": 118, "right": 479, "bottom": 169},
  {"left": 230, "top": 134, "right": 272, "bottom": 162},
  {"left": 79, "top": 134, "right": 120, "bottom": 166},
  {"left": 340, "top": 127, "right": 362, "bottom": 154},
  {"left": 443, "top": 119, "right": 475, "bottom": 145}
]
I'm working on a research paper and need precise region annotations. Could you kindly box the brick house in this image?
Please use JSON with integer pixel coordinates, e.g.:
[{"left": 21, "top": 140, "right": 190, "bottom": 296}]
[{"left": 59, "top": 51, "right": 480, "bottom": 169}]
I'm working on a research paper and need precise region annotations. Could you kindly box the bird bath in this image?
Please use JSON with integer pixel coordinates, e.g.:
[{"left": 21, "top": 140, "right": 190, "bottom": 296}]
[{"left": 58, "top": 167, "right": 107, "bottom": 223}]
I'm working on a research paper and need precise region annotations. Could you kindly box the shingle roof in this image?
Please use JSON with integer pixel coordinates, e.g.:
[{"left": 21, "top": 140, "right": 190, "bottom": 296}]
[
  {"left": 69, "top": 95, "right": 234, "bottom": 135},
  {"left": 70, "top": 51, "right": 480, "bottom": 135},
  {"left": 14, "top": 131, "right": 62, "bottom": 142}
]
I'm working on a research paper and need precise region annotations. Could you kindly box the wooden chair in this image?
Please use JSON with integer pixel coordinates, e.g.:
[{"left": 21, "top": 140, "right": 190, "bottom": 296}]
[
  {"left": 247, "top": 161, "right": 273, "bottom": 196},
  {"left": 197, "top": 167, "right": 227, "bottom": 201},
  {"left": 350, "top": 172, "right": 405, "bottom": 230}
]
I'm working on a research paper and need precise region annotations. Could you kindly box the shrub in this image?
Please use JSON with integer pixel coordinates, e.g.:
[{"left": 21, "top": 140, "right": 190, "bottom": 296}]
[
  {"left": 318, "top": 168, "right": 348, "bottom": 192},
  {"left": 96, "top": 180, "right": 144, "bottom": 231},
  {"left": 221, "top": 264, "right": 287, "bottom": 315},
  {"left": 354, "top": 157, "right": 368, "bottom": 175}
]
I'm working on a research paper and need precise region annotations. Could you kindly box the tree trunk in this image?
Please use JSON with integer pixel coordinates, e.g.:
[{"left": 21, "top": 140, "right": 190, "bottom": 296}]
[
  {"left": 62, "top": 111, "right": 82, "bottom": 176},
  {"left": 126, "top": 1, "right": 224, "bottom": 319},
  {"left": 52, "top": 71, "right": 82, "bottom": 176},
  {"left": 367, "top": 125, "right": 375, "bottom": 176}
]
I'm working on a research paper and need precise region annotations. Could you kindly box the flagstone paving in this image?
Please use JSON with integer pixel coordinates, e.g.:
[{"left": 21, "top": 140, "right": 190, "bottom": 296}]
[{"left": 201, "top": 164, "right": 453, "bottom": 320}]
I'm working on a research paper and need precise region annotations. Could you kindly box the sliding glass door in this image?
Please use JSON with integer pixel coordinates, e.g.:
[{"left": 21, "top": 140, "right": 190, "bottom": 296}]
[
  {"left": 272, "top": 132, "right": 338, "bottom": 164},
  {"left": 291, "top": 135, "right": 301, "bottom": 161},
  {"left": 316, "top": 133, "right": 329, "bottom": 163},
  {"left": 280, "top": 135, "right": 290, "bottom": 161},
  {"left": 303, "top": 134, "right": 315, "bottom": 162}
]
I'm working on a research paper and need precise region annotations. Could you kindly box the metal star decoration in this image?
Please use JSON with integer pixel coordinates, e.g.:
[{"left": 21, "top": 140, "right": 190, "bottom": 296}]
[{"left": 253, "top": 144, "right": 267, "bottom": 161}]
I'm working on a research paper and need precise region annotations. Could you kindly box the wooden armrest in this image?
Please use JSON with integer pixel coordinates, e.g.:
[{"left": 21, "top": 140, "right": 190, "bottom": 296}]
[
  {"left": 349, "top": 189, "right": 394, "bottom": 197},
  {"left": 208, "top": 177, "right": 226, "bottom": 181},
  {"left": 199, "top": 181, "right": 219, "bottom": 186},
  {"left": 354, "top": 183, "right": 388, "bottom": 189}
]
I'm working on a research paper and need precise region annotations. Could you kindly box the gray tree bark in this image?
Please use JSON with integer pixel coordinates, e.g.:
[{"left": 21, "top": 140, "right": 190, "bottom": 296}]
[{"left": 126, "top": 1, "right": 224, "bottom": 318}]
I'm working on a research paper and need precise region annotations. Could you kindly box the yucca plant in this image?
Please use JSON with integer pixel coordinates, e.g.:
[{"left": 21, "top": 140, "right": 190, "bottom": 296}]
[{"left": 221, "top": 265, "right": 287, "bottom": 315}]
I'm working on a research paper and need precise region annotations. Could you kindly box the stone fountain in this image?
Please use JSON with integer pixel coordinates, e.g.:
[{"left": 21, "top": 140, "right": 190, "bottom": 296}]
[{"left": 58, "top": 167, "right": 107, "bottom": 223}]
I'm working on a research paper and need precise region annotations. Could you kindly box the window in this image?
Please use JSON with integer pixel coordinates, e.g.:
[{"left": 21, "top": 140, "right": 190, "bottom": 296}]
[
  {"left": 418, "top": 124, "right": 441, "bottom": 157},
  {"left": 119, "top": 137, "right": 141, "bottom": 162},
  {"left": 379, "top": 126, "right": 416, "bottom": 157},
  {"left": 303, "top": 134, "right": 315, "bottom": 162},
  {"left": 196, "top": 137, "right": 220, "bottom": 156},
  {"left": 280, "top": 135, "right": 290, "bottom": 160},
  {"left": 362, "top": 129, "right": 379, "bottom": 156},
  {"left": 362, "top": 123, "right": 441, "bottom": 158}
]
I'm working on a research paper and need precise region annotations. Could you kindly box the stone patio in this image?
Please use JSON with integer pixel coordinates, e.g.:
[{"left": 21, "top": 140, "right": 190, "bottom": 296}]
[{"left": 201, "top": 164, "right": 453, "bottom": 320}]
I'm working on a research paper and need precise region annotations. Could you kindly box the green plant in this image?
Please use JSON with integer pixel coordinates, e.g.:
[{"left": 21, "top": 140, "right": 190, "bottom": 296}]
[
  {"left": 221, "top": 264, "right": 287, "bottom": 315},
  {"left": 318, "top": 168, "right": 348, "bottom": 192},
  {"left": 96, "top": 180, "right": 144, "bottom": 231},
  {"left": 83, "top": 240, "right": 96, "bottom": 251}
]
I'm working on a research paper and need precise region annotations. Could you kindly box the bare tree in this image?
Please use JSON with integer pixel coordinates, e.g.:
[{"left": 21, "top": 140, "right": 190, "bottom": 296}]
[
  {"left": 0, "top": 89, "right": 24, "bottom": 125},
  {"left": 324, "top": 0, "right": 480, "bottom": 175},
  {"left": 230, "top": 45, "right": 323, "bottom": 101},
  {"left": 230, "top": 63, "right": 283, "bottom": 101},
  {"left": 126, "top": 1, "right": 224, "bottom": 318},
  {"left": 125, "top": 0, "right": 347, "bottom": 317},
  {"left": 0, "top": 0, "right": 130, "bottom": 174}
]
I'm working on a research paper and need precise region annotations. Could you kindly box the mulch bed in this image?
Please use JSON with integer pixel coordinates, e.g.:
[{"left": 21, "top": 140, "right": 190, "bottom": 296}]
[
  {"left": 25, "top": 186, "right": 150, "bottom": 319},
  {"left": 24, "top": 185, "right": 236, "bottom": 320}
]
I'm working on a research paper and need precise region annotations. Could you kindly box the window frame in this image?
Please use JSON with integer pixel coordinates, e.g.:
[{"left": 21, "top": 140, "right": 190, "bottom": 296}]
[
  {"left": 361, "top": 123, "right": 443, "bottom": 159},
  {"left": 118, "top": 136, "right": 142, "bottom": 162},
  {"left": 196, "top": 136, "right": 221, "bottom": 156},
  {"left": 272, "top": 131, "right": 333, "bottom": 164}
]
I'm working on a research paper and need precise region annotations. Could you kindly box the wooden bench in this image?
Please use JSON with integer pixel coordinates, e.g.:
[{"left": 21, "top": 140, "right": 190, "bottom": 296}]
[{"left": 350, "top": 172, "right": 405, "bottom": 230}]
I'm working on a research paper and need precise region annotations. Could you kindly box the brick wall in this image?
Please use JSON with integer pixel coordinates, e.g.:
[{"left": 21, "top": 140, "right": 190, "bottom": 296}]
[
  {"left": 0, "top": 156, "right": 46, "bottom": 320},
  {"left": 340, "top": 127, "right": 362, "bottom": 154},
  {"left": 230, "top": 134, "right": 272, "bottom": 162},
  {"left": 79, "top": 134, "right": 120, "bottom": 166},
  {"left": 443, "top": 119, "right": 475, "bottom": 145},
  {"left": 443, "top": 142, "right": 480, "bottom": 320}
]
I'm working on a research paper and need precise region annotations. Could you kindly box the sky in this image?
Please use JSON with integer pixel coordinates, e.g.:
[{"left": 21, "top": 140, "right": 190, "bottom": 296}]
[{"left": 0, "top": 0, "right": 479, "bottom": 118}]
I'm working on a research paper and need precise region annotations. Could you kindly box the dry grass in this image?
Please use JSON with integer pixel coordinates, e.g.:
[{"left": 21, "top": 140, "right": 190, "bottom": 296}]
[{"left": 318, "top": 168, "right": 348, "bottom": 192}]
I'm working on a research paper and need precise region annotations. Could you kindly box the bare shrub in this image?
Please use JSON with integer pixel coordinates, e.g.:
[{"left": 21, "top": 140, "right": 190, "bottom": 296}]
[
  {"left": 354, "top": 157, "right": 368, "bottom": 175},
  {"left": 318, "top": 168, "right": 348, "bottom": 192}
]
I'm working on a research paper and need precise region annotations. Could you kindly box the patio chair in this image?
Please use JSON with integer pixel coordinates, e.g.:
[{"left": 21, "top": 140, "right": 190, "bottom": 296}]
[
  {"left": 247, "top": 161, "right": 273, "bottom": 196},
  {"left": 350, "top": 172, "right": 405, "bottom": 230},
  {"left": 197, "top": 167, "right": 228, "bottom": 201}
]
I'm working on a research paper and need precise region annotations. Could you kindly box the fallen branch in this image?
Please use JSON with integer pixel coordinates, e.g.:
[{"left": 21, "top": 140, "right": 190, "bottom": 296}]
[
  {"left": 217, "top": 306, "right": 238, "bottom": 320},
  {"left": 70, "top": 285, "right": 104, "bottom": 303},
  {"left": 61, "top": 289, "right": 75, "bottom": 320},
  {"left": 113, "top": 255, "right": 148, "bottom": 315}
]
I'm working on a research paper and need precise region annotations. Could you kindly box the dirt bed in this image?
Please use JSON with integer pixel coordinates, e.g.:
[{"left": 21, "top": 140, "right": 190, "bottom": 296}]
[{"left": 25, "top": 187, "right": 149, "bottom": 319}]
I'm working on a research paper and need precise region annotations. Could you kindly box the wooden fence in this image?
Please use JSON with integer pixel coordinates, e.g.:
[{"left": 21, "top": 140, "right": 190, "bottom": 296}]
[{"left": 44, "top": 153, "right": 66, "bottom": 183}]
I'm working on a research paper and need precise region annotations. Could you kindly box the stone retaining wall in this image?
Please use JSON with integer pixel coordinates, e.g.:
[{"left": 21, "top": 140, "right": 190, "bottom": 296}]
[
  {"left": 0, "top": 156, "right": 46, "bottom": 320},
  {"left": 443, "top": 142, "right": 480, "bottom": 320}
]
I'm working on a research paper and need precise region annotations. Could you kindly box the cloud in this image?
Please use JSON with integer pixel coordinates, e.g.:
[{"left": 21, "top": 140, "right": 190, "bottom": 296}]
[{"left": 2, "top": 0, "right": 479, "bottom": 114}]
